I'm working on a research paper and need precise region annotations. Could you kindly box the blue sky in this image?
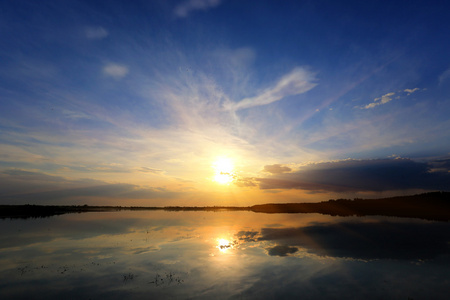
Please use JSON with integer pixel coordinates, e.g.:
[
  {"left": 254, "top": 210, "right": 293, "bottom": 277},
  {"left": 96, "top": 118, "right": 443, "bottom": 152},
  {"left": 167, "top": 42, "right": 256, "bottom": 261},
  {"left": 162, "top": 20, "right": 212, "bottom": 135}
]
[{"left": 1, "top": 0, "right": 449, "bottom": 205}]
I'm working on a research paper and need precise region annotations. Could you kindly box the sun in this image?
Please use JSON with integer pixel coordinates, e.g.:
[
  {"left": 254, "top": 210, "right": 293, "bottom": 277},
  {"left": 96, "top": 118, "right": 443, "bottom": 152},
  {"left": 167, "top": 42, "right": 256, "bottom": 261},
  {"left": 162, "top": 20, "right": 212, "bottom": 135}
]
[{"left": 212, "top": 157, "right": 235, "bottom": 184}]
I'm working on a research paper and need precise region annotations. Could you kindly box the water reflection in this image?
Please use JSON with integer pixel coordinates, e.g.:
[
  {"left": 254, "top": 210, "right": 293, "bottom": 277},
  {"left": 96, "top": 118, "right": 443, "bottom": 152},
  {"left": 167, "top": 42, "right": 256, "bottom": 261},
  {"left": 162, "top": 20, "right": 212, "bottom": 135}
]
[
  {"left": 257, "top": 221, "right": 450, "bottom": 260},
  {"left": 0, "top": 211, "right": 449, "bottom": 299},
  {"left": 217, "top": 238, "right": 233, "bottom": 252}
]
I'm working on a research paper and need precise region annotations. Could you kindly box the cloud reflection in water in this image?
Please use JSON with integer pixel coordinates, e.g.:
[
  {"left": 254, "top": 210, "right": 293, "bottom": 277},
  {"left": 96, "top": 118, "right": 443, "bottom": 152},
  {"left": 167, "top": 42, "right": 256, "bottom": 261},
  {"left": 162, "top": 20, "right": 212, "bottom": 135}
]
[{"left": 257, "top": 221, "right": 450, "bottom": 260}]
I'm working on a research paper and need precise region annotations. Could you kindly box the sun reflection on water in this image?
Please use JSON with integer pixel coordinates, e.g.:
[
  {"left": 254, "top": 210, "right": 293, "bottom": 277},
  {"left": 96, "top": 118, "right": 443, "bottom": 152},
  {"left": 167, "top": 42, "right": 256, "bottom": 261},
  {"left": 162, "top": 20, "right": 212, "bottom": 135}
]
[{"left": 217, "top": 238, "right": 233, "bottom": 252}]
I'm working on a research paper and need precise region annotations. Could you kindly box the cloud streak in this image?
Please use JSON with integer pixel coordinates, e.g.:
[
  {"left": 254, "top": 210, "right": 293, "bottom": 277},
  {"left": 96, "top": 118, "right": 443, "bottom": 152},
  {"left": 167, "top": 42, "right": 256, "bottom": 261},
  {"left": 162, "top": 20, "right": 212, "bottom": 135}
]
[
  {"left": 223, "top": 67, "right": 317, "bottom": 111},
  {"left": 404, "top": 88, "right": 419, "bottom": 95},
  {"left": 174, "top": 0, "right": 222, "bottom": 18}
]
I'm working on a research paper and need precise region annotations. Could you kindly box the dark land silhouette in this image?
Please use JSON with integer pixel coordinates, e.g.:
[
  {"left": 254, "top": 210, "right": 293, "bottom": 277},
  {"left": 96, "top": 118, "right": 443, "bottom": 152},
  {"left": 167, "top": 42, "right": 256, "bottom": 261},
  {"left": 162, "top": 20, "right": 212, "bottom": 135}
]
[{"left": 1, "top": 191, "right": 449, "bottom": 221}]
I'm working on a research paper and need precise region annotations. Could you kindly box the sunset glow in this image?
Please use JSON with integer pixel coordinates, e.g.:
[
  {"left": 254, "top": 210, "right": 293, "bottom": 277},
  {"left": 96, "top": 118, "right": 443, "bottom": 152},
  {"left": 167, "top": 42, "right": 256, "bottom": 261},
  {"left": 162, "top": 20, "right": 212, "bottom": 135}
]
[
  {"left": 1, "top": 2, "right": 449, "bottom": 298},
  {"left": 0, "top": 1, "right": 449, "bottom": 207},
  {"left": 213, "top": 158, "right": 235, "bottom": 184}
]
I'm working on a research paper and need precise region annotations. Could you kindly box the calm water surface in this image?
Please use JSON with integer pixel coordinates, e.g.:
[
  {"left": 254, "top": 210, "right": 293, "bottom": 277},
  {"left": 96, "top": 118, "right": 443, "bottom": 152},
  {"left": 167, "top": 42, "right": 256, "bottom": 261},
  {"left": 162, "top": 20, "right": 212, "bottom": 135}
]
[{"left": 1, "top": 211, "right": 449, "bottom": 299}]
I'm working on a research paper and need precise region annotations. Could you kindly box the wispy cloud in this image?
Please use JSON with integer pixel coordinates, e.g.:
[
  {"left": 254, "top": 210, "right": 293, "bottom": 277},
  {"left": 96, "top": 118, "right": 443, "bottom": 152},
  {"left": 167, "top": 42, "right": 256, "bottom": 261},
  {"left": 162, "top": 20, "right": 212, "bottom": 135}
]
[
  {"left": 103, "top": 63, "right": 129, "bottom": 79},
  {"left": 174, "top": 0, "right": 222, "bottom": 18},
  {"left": 85, "top": 26, "right": 109, "bottom": 39},
  {"left": 438, "top": 67, "right": 450, "bottom": 85},
  {"left": 139, "top": 167, "right": 164, "bottom": 174},
  {"left": 223, "top": 67, "right": 317, "bottom": 111}
]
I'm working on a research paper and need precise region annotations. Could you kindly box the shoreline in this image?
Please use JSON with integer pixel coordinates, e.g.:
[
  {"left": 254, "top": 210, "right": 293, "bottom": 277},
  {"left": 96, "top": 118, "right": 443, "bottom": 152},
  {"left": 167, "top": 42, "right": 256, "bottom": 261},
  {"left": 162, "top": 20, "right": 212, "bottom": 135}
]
[{"left": 1, "top": 191, "right": 449, "bottom": 221}]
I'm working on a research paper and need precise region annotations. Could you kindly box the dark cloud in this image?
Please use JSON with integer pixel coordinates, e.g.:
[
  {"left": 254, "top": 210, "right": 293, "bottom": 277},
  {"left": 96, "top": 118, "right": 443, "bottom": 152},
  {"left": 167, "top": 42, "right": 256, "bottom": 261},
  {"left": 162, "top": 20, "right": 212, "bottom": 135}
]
[
  {"left": 2, "top": 184, "right": 178, "bottom": 204},
  {"left": 2, "top": 169, "right": 68, "bottom": 182},
  {"left": 266, "top": 245, "right": 298, "bottom": 257},
  {"left": 0, "top": 169, "right": 104, "bottom": 197},
  {"left": 0, "top": 169, "right": 178, "bottom": 204},
  {"left": 263, "top": 164, "right": 292, "bottom": 174},
  {"left": 429, "top": 158, "right": 450, "bottom": 172},
  {"left": 255, "top": 158, "right": 450, "bottom": 192},
  {"left": 259, "top": 221, "right": 450, "bottom": 260}
]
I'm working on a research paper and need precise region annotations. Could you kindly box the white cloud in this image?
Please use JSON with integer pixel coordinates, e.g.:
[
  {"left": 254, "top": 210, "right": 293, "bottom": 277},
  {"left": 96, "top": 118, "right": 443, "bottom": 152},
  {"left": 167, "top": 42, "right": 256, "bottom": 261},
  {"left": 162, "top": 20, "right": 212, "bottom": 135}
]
[
  {"left": 85, "top": 27, "right": 109, "bottom": 39},
  {"left": 174, "top": 0, "right": 222, "bottom": 18},
  {"left": 360, "top": 88, "right": 422, "bottom": 109},
  {"left": 223, "top": 67, "right": 317, "bottom": 111},
  {"left": 363, "top": 92, "right": 395, "bottom": 109},
  {"left": 103, "top": 63, "right": 129, "bottom": 79}
]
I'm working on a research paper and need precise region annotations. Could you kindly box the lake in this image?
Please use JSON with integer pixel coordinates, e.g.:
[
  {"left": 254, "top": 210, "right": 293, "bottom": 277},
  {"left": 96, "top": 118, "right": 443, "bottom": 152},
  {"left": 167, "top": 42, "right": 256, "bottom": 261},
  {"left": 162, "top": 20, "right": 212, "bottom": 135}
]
[{"left": 1, "top": 210, "right": 449, "bottom": 299}]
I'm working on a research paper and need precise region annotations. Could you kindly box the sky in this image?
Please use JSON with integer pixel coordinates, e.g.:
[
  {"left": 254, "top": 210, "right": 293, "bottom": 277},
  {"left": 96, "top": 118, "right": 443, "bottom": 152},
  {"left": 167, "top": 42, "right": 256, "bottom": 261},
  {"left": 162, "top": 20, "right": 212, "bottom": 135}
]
[{"left": 0, "top": 0, "right": 449, "bottom": 206}]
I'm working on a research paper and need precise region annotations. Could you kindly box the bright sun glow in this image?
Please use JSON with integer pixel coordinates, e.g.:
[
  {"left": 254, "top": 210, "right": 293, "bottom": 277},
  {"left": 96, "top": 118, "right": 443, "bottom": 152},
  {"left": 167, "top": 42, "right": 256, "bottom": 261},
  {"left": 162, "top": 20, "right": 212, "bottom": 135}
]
[{"left": 212, "top": 157, "right": 235, "bottom": 184}]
